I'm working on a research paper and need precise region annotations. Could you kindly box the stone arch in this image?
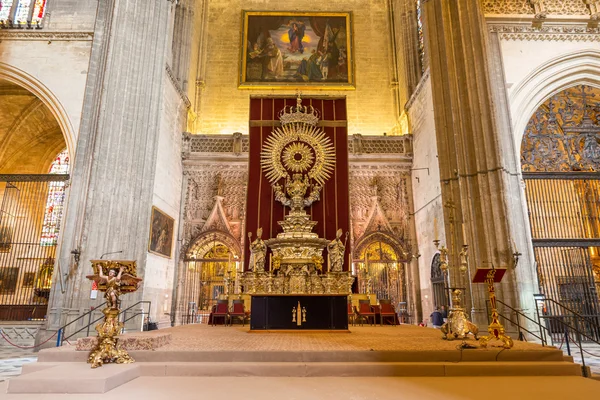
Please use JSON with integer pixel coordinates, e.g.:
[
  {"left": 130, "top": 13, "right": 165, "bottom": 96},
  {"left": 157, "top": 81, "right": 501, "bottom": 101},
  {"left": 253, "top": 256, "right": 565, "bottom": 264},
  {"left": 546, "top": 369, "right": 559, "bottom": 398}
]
[
  {"left": 353, "top": 231, "right": 407, "bottom": 262},
  {"left": 509, "top": 49, "right": 600, "bottom": 158},
  {"left": 185, "top": 230, "right": 242, "bottom": 261},
  {"left": 0, "top": 62, "right": 75, "bottom": 158}
]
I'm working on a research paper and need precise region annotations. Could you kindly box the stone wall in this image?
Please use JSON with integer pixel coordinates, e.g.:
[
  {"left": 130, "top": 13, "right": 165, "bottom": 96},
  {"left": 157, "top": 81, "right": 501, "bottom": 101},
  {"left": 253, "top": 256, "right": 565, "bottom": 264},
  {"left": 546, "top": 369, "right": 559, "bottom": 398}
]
[
  {"left": 194, "top": 0, "right": 398, "bottom": 136},
  {"left": 406, "top": 72, "right": 444, "bottom": 322},
  {"left": 145, "top": 73, "right": 187, "bottom": 328}
]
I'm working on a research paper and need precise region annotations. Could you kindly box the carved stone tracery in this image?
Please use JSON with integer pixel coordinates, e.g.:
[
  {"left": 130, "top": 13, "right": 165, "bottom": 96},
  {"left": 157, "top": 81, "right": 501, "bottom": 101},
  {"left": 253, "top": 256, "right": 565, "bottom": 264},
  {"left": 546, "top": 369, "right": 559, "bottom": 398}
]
[{"left": 521, "top": 85, "right": 600, "bottom": 172}]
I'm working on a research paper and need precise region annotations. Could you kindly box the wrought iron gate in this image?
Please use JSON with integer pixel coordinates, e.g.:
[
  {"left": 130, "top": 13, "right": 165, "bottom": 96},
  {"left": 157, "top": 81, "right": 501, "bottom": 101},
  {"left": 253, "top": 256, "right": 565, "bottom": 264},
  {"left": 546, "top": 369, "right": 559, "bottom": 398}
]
[
  {"left": 0, "top": 174, "right": 69, "bottom": 321},
  {"left": 524, "top": 173, "right": 600, "bottom": 341}
]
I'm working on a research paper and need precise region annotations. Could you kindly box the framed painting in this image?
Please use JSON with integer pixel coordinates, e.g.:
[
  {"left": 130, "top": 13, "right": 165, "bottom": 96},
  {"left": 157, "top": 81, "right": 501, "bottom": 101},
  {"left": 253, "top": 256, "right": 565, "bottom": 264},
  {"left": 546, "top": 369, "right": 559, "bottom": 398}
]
[
  {"left": 240, "top": 11, "right": 354, "bottom": 90},
  {"left": 148, "top": 206, "right": 175, "bottom": 258}
]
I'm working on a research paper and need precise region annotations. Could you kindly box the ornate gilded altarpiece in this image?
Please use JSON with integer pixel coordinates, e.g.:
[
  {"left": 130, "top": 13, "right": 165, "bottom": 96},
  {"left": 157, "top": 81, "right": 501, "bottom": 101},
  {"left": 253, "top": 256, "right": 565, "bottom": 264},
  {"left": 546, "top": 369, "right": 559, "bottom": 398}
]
[{"left": 177, "top": 131, "right": 413, "bottom": 322}]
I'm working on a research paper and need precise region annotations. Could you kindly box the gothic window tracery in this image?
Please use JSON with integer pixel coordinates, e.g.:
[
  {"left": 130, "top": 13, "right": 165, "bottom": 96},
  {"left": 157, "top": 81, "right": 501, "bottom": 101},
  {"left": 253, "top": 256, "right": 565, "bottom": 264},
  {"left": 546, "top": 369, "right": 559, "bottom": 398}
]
[
  {"left": 40, "top": 149, "right": 69, "bottom": 247},
  {"left": 0, "top": 0, "right": 47, "bottom": 27}
]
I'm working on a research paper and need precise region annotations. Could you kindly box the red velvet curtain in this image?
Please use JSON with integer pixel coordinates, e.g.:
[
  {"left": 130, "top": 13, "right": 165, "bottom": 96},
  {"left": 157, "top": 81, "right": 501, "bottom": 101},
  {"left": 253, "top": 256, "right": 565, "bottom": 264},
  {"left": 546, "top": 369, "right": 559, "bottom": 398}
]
[{"left": 245, "top": 97, "right": 350, "bottom": 272}]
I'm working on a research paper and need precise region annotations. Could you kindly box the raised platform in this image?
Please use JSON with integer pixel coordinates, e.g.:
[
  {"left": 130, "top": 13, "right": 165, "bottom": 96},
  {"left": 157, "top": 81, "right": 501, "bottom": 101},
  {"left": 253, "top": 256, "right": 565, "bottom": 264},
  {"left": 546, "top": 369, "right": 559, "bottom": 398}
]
[{"left": 6, "top": 324, "right": 585, "bottom": 395}]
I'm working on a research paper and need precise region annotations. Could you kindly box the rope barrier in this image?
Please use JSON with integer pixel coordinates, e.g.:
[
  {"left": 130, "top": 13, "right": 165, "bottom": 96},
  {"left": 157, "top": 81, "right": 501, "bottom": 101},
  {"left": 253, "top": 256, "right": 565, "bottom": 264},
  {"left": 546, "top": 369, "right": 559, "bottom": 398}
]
[{"left": 0, "top": 329, "right": 57, "bottom": 350}]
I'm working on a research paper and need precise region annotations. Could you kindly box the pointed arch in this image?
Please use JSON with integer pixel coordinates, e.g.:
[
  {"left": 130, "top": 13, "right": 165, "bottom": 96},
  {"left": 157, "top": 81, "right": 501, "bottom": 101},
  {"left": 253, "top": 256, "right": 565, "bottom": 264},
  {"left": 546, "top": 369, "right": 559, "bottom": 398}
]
[
  {"left": 510, "top": 50, "right": 600, "bottom": 158},
  {"left": 0, "top": 62, "right": 75, "bottom": 158}
]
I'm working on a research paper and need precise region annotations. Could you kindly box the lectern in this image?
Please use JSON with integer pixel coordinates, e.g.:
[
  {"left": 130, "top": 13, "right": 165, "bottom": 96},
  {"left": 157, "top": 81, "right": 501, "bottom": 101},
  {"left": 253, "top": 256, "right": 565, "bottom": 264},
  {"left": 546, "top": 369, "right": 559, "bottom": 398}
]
[{"left": 473, "top": 267, "right": 513, "bottom": 349}]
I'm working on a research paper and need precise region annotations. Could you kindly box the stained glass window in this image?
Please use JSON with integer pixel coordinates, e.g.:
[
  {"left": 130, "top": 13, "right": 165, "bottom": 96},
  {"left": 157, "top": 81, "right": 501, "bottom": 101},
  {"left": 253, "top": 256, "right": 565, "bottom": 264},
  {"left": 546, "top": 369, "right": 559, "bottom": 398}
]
[
  {"left": 416, "top": 0, "right": 425, "bottom": 74},
  {"left": 0, "top": 0, "right": 14, "bottom": 22},
  {"left": 0, "top": 0, "right": 47, "bottom": 26},
  {"left": 40, "top": 149, "right": 69, "bottom": 247},
  {"left": 14, "top": 0, "right": 31, "bottom": 26},
  {"left": 31, "top": 0, "right": 46, "bottom": 26}
]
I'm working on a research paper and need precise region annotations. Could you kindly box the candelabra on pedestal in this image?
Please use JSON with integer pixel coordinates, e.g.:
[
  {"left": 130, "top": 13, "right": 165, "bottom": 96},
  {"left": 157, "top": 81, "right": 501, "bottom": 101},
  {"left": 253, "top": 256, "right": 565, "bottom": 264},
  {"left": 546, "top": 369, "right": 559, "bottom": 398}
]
[{"left": 433, "top": 239, "right": 479, "bottom": 341}]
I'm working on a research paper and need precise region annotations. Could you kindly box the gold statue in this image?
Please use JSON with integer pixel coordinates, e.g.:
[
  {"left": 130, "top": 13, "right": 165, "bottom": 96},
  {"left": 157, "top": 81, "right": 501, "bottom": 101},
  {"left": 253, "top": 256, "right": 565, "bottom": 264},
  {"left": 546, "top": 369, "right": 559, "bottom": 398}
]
[
  {"left": 249, "top": 228, "right": 267, "bottom": 272},
  {"left": 86, "top": 260, "right": 142, "bottom": 368},
  {"left": 327, "top": 229, "right": 346, "bottom": 272}
]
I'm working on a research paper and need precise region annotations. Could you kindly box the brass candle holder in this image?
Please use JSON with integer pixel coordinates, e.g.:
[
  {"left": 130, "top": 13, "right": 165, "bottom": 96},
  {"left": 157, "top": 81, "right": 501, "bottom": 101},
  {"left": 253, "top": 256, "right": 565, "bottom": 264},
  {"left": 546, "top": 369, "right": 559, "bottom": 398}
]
[{"left": 433, "top": 240, "right": 479, "bottom": 341}]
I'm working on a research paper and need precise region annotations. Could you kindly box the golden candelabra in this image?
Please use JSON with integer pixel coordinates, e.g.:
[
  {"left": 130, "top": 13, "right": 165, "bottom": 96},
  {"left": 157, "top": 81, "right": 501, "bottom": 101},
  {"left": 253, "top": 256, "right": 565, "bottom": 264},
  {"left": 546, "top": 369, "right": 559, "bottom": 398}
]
[
  {"left": 433, "top": 239, "right": 479, "bottom": 341},
  {"left": 86, "top": 260, "right": 142, "bottom": 368}
]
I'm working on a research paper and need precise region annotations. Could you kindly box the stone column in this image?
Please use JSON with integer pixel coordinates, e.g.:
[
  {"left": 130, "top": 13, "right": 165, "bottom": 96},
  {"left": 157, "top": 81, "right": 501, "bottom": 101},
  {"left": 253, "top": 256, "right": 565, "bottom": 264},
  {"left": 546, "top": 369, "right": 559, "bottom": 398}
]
[
  {"left": 48, "top": 0, "right": 171, "bottom": 328},
  {"left": 422, "top": 0, "right": 537, "bottom": 325}
]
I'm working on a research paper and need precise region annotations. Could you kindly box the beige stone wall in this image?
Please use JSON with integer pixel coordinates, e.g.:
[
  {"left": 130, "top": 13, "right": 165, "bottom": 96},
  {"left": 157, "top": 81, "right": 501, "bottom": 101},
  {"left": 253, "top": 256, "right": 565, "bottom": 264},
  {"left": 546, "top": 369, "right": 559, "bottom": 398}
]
[
  {"left": 144, "top": 72, "right": 187, "bottom": 328},
  {"left": 195, "top": 0, "right": 398, "bottom": 136},
  {"left": 406, "top": 73, "right": 444, "bottom": 322}
]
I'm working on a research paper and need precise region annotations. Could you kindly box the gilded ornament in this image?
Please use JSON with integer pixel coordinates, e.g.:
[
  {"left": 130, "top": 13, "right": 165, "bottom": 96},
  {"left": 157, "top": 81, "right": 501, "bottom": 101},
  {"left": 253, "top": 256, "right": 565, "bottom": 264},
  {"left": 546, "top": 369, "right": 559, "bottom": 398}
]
[{"left": 86, "top": 260, "right": 142, "bottom": 368}]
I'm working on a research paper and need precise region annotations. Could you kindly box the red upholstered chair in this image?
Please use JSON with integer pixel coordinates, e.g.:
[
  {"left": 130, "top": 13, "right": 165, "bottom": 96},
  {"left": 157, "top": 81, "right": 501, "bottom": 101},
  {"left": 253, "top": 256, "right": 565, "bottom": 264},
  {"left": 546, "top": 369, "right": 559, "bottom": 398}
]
[
  {"left": 379, "top": 299, "right": 397, "bottom": 326},
  {"left": 229, "top": 300, "right": 247, "bottom": 326},
  {"left": 212, "top": 300, "right": 229, "bottom": 326},
  {"left": 357, "top": 300, "right": 376, "bottom": 326},
  {"left": 347, "top": 303, "right": 356, "bottom": 326}
]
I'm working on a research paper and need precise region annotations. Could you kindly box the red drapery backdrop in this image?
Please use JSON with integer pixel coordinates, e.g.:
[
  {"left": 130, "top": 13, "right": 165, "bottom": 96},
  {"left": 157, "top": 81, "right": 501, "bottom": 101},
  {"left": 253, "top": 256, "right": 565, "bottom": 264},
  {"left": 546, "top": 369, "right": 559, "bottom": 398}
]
[{"left": 245, "top": 97, "right": 350, "bottom": 272}]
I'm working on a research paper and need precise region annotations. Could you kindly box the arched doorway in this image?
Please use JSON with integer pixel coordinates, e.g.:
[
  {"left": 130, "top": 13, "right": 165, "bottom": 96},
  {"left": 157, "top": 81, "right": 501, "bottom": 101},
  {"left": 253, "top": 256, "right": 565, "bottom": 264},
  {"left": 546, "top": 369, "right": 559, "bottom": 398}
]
[
  {"left": 430, "top": 253, "right": 447, "bottom": 309},
  {"left": 0, "top": 78, "right": 69, "bottom": 321},
  {"left": 354, "top": 233, "right": 408, "bottom": 309},
  {"left": 521, "top": 84, "right": 600, "bottom": 341},
  {"left": 179, "top": 231, "right": 241, "bottom": 324}
]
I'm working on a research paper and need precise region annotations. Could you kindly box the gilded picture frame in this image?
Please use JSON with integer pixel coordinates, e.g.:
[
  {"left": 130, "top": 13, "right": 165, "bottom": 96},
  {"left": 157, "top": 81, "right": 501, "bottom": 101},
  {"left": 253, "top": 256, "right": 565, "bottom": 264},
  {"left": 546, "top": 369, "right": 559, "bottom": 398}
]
[
  {"left": 148, "top": 206, "right": 175, "bottom": 258},
  {"left": 239, "top": 11, "right": 355, "bottom": 90}
]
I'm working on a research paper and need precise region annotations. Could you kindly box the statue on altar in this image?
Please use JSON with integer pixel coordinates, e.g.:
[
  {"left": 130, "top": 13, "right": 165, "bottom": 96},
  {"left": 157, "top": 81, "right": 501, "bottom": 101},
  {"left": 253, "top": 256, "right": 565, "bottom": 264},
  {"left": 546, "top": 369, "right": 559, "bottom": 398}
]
[
  {"left": 327, "top": 229, "right": 346, "bottom": 272},
  {"left": 249, "top": 227, "right": 267, "bottom": 272}
]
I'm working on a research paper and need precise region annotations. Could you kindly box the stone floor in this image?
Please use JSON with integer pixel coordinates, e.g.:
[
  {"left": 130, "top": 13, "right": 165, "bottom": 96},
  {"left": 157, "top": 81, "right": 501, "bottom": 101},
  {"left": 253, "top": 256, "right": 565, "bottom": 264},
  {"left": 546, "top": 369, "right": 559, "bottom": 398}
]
[
  {"left": 1, "top": 376, "right": 599, "bottom": 399},
  {"left": 0, "top": 348, "right": 37, "bottom": 383},
  {"left": 158, "top": 324, "right": 556, "bottom": 352}
]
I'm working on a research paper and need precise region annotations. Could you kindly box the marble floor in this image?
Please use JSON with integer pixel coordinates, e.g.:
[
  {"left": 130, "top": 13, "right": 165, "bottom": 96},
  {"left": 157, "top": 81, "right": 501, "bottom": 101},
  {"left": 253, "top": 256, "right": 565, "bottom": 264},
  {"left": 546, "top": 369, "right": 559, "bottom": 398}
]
[{"left": 0, "top": 348, "right": 37, "bottom": 383}]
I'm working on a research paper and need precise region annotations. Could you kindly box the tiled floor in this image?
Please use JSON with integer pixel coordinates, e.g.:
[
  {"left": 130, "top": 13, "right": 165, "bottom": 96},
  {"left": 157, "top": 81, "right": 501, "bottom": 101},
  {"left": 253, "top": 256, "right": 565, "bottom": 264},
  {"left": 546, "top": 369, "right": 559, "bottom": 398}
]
[{"left": 0, "top": 348, "right": 37, "bottom": 382}]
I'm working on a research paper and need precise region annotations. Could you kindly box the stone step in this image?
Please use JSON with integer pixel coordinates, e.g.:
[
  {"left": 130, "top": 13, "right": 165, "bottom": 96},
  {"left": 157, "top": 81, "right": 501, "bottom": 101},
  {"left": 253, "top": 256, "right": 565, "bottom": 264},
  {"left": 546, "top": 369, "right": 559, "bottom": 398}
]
[
  {"left": 7, "top": 363, "right": 139, "bottom": 394},
  {"left": 7, "top": 360, "right": 582, "bottom": 394},
  {"left": 38, "top": 348, "right": 566, "bottom": 363}
]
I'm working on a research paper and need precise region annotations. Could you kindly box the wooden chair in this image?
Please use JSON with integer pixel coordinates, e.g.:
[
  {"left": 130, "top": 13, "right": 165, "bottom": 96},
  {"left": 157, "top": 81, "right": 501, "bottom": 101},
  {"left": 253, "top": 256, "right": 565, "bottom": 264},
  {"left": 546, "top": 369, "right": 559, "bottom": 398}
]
[
  {"left": 347, "top": 302, "right": 356, "bottom": 326},
  {"left": 357, "top": 300, "right": 376, "bottom": 326},
  {"left": 379, "top": 299, "right": 397, "bottom": 326},
  {"left": 229, "top": 300, "right": 247, "bottom": 326},
  {"left": 212, "top": 300, "right": 229, "bottom": 326}
]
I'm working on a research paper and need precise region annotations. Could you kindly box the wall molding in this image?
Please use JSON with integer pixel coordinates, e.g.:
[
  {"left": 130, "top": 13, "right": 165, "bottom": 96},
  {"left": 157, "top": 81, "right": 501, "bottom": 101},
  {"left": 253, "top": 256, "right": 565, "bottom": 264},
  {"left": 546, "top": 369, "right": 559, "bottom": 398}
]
[
  {"left": 489, "top": 23, "right": 600, "bottom": 41},
  {"left": 0, "top": 31, "right": 93, "bottom": 41},
  {"left": 165, "top": 64, "right": 192, "bottom": 109}
]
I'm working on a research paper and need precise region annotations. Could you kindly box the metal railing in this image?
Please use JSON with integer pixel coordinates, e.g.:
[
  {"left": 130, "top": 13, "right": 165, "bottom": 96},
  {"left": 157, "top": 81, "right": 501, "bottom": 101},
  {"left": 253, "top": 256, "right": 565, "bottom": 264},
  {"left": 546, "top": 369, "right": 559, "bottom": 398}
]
[
  {"left": 485, "top": 298, "right": 548, "bottom": 346},
  {"left": 56, "top": 301, "right": 151, "bottom": 346},
  {"left": 534, "top": 295, "right": 600, "bottom": 378}
]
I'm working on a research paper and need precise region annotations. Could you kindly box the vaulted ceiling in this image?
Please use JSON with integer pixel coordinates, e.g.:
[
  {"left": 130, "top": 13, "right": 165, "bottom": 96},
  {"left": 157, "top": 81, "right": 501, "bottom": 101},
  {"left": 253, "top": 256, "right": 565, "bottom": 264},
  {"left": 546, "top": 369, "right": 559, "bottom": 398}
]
[{"left": 0, "top": 79, "right": 66, "bottom": 174}]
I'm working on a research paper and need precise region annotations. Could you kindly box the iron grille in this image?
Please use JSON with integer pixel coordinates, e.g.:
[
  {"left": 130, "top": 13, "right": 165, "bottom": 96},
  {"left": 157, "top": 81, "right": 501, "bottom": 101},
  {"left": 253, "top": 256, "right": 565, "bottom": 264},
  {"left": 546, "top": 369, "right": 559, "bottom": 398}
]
[
  {"left": 524, "top": 173, "right": 600, "bottom": 341},
  {"left": 0, "top": 174, "right": 69, "bottom": 321}
]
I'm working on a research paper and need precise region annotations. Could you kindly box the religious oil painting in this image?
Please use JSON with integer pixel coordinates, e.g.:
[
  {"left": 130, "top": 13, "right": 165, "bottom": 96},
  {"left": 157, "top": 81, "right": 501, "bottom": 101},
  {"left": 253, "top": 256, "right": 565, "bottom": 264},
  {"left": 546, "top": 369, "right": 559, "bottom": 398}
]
[
  {"left": 148, "top": 206, "right": 175, "bottom": 258},
  {"left": 240, "top": 11, "right": 354, "bottom": 89}
]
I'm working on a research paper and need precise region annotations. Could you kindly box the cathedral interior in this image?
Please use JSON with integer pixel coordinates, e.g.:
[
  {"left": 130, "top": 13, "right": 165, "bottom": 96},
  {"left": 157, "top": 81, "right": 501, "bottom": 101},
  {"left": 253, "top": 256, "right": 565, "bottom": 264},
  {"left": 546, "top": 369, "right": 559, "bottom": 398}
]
[{"left": 1, "top": 0, "right": 600, "bottom": 397}]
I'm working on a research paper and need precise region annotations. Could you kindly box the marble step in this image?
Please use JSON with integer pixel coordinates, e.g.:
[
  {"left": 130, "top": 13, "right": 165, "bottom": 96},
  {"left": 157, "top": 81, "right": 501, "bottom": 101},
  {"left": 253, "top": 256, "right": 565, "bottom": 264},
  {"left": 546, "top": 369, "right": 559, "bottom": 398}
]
[
  {"left": 9, "top": 361, "right": 582, "bottom": 394},
  {"left": 38, "top": 348, "right": 566, "bottom": 363}
]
